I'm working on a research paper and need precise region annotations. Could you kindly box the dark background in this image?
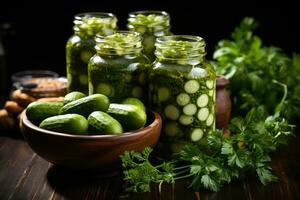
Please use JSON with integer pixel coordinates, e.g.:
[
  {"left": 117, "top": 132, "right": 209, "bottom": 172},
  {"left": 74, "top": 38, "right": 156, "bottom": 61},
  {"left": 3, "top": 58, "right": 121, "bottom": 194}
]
[{"left": 1, "top": 0, "right": 299, "bottom": 86}]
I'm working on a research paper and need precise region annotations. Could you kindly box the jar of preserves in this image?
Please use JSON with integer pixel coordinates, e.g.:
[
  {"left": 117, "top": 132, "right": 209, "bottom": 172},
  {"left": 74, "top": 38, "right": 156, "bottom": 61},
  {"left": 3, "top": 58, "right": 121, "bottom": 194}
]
[
  {"left": 127, "top": 11, "right": 171, "bottom": 62},
  {"left": 88, "top": 31, "right": 149, "bottom": 103},
  {"left": 66, "top": 12, "right": 118, "bottom": 94},
  {"left": 149, "top": 35, "right": 216, "bottom": 154}
]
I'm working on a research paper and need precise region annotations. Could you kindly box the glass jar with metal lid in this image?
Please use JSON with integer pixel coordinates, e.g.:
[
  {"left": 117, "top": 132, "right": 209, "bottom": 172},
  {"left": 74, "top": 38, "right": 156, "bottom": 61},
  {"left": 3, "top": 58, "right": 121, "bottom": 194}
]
[{"left": 66, "top": 12, "right": 118, "bottom": 94}]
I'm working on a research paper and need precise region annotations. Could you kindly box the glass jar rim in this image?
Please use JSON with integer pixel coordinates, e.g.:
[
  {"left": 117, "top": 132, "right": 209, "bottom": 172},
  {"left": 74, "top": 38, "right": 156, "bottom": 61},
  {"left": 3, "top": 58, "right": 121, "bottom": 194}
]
[
  {"left": 95, "top": 30, "right": 143, "bottom": 53},
  {"left": 156, "top": 35, "right": 205, "bottom": 50},
  {"left": 74, "top": 12, "right": 116, "bottom": 20},
  {"left": 128, "top": 10, "right": 170, "bottom": 18}
]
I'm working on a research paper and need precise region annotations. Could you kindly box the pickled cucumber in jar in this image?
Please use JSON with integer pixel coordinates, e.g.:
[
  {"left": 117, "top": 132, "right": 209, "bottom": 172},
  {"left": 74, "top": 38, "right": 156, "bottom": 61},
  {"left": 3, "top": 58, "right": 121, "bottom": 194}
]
[
  {"left": 149, "top": 35, "right": 216, "bottom": 155},
  {"left": 66, "top": 13, "right": 118, "bottom": 94}
]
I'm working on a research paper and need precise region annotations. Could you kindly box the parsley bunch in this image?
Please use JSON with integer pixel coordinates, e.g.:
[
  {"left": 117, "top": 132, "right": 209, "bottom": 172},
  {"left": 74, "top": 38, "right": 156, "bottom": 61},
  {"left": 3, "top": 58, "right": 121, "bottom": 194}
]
[{"left": 121, "top": 17, "right": 298, "bottom": 192}]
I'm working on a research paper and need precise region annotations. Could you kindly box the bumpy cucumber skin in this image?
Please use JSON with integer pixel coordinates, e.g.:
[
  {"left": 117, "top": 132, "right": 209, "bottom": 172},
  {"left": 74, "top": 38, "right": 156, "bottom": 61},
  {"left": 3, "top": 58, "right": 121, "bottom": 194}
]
[
  {"left": 122, "top": 97, "right": 146, "bottom": 111},
  {"left": 39, "top": 114, "right": 88, "bottom": 134},
  {"left": 26, "top": 102, "right": 64, "bottom": 124},
  {"left": 64, "top": 91, "right": 86, "bottom": 104},
  {"left": 88, "top": 111, "right": 123, "bottom": 135},
  {"left": 60, "top": 94, "right": 110, "bottom": 117},
  {"left": 107, "top": 103, "right": 146, "bottom": 131}
]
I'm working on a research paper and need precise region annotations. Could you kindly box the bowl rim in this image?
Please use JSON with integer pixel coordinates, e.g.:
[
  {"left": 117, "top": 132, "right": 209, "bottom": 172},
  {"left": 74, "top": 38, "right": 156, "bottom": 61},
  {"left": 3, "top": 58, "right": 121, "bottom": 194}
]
[{"left": 22, "top": 110, "right": 161, "bottom": 140}]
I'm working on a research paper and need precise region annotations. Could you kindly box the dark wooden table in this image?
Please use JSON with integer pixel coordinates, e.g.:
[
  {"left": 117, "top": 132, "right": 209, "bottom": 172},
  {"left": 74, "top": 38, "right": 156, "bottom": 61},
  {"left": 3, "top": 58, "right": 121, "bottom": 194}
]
[{"left": 1, "top": 129, "right": 300, "bottom": 200}]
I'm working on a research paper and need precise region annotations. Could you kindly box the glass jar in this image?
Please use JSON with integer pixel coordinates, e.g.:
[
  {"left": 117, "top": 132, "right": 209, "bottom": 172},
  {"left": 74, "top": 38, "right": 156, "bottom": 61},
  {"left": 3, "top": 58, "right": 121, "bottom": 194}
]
[
  {"left": 127, "top": 11, "right": 171, "bottom": 62},
  {"left": 88, "top": 31, "right": 149, "bottom": 103},
  {"left": 149, "top": 35, "right": 216, "bottom": 154},
  {"left": 66, "top": 12, "right": 118, "bottom": 94}
]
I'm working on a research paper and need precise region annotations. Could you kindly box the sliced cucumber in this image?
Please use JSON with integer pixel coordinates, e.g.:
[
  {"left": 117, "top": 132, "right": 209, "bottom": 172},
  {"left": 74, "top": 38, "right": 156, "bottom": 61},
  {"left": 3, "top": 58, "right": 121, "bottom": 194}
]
[
  {"left": 132, "top": 86, "right": 143, "bottom": 98},
  {"left": 176, "top": 93, "right": 190, "bottom": 106},
  {"left": 197, "top": 107, "right": 209, "bottom": 121},
  {"left": 184, "top": 80, "right": 200, "bottom": 94},
  {"left": 97, "top": 83, "right": 113, "bottom": 97},
  {"left": 158, "top": 87, "right": 170, "bottom": 102},
  {"left": 208, "top": 89, "right": 214, "bottom": 96},
  {"left": 190, "top": 128, "right": 204, "bottom": 142},
  {"left": 164, "top": 122, "right": 180, "bottom": 137},
  {"left": 179, "top": 115, "right": 194, "bottom": 125},
  {"left": 206, "top": 114, "right": 214, "bottom": 126},
  {"left": 197, "top": 94, "right": 209, "bottom": 107},
  {"left": 183, "top": 104, "right": 197, "bottom": 115},
  {"left": 206, "top": 80, "right": 214, "bottom": 89},
  {"left": 79, "top": 75, "right": 88, "bottom": 85},
  {"left": 164, "top": 105, "right": 180, "bottom": 120}
]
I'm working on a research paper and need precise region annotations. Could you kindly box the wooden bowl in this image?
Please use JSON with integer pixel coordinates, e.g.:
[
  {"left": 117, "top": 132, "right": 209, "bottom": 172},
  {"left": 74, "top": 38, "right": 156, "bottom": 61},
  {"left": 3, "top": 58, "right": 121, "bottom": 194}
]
[{"left": 21, "top": 110, "right": 162, "bottom": 175}]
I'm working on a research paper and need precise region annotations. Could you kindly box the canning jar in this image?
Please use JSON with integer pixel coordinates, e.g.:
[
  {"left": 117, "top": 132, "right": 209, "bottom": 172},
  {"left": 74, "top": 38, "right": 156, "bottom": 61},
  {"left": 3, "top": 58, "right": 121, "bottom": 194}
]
[
  {"left": 88, "top": 31, "right": 149, "bottom": 103},
  {"left": 127, "top": 11, "right": 171, "bottom": 62},
  {"left": 149, "top": 35, "right": 216, "bottom": 154},
  {"left": 66, "top": 12, "right": 118, "bottom": 94}
]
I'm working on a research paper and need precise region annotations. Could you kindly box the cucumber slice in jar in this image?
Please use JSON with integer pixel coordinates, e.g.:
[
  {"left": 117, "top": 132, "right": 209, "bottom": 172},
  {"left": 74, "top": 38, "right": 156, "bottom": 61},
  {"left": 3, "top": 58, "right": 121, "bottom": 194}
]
[
  {"left": 132, "top": 86, "right": 143, "bottom": 98},
  {"left": 208, "top": 89, "right": 214, "bottom": 96},
  {"left": 206, "top": 114, "right": 214, "bottom": 126},
  {"left": 179, "top": 115, "right": 194, "bottom": 125},
  {"left": 164, "top": 122, "right": 180, "bottom": 137},
  {"left": 79, "top": 75, "right": 88, "bottom": 85},
  {"left": 184, "top": 80, "right": 200, "bottom": 94},
  {"left": 206, "top": 80, "right": 214, "bottom": 89},
  {"left": 197, "top": 107, "right": 209, "bottom": 121},
  {"left": 183, "top": 104, "right": 197, "bottom": 115},
  {"left": 158, "top": 87, "right": 170, "bottom": 102},
  {"left": 197, "top": 94, "right": 209, "bottom": 107},
  {"left": 164, "top": 105, "right": 180, "bottom": 120},
  {"left": 97, "top": 83, "right": 114, "bottom": 97},
  {"left": 176, "top": 93, "right": 190, "bottom": 106},
  {"left": 190, "top": 128, "right": 204, "bottom": 142}
]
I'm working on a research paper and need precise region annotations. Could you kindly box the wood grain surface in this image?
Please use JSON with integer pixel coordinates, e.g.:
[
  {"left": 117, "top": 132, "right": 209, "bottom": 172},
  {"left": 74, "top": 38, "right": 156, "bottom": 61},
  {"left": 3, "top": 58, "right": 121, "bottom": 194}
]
[{"left": 0, "top": 129, "right": 300, "bottom": 200}]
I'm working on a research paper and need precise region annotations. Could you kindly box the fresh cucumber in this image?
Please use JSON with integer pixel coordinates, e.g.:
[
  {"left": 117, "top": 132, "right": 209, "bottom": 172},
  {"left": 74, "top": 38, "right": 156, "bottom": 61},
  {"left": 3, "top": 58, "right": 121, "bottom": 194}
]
[
  {"left": 60, "top": 94, "right": 110, "bottom": 117},
  {"left": 88, "top": 111, "right": 123, "bottom": 135},
  {"left": 107, "top": 103, "right": 146, "bottom": 131},
  {"left": 39, "top": 114, "right": 88, "bottom": 134},
  {"left": 122, "top": 97, "right": 145, "bottom": 111},
  {"left": 64, "top": 91, "right": 86, "bottom": 104},
  {"left": 26, "top": 101, "right": 64, "bottom": 124}
]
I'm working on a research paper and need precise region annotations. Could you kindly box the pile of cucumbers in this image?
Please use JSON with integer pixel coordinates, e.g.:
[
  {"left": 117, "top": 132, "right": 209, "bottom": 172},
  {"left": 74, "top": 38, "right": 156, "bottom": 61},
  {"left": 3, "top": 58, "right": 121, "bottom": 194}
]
[{"left": 26, "top": 91, "right": 147, "bottom": 135}]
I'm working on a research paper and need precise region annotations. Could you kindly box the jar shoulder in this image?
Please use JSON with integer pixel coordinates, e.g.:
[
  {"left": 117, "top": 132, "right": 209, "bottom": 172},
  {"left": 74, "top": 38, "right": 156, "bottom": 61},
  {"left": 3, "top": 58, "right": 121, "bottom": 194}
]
[
  {"left": 67, "top": 35, "right": 95, "bottom": 47},
  {"left": 151, "top": 60, "right": 215, "bottom": 78},
  {"left": 89, "top": 54, "right": 150, "bottom": 70}
]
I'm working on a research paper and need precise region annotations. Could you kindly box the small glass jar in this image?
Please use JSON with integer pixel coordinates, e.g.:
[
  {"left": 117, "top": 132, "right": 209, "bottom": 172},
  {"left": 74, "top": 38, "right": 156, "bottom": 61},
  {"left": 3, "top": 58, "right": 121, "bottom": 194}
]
[
  {"left": 66, "top": 12, "right": 118, "bottom": 94},
  {"left": 127, "top": 11, "right": 171, "bottom": 62},
  {"left": 88, "top": 31, "right": 149, "bottom": 103},
  {"left": 149, "top": 35, "right": 216, "bottom": 154}
]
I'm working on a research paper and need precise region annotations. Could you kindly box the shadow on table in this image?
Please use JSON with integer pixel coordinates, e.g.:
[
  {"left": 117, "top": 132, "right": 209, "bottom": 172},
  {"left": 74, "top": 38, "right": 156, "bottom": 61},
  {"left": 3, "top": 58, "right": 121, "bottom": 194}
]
[{"left": 46, "top": 165, "right": 123, "bottom": 199}]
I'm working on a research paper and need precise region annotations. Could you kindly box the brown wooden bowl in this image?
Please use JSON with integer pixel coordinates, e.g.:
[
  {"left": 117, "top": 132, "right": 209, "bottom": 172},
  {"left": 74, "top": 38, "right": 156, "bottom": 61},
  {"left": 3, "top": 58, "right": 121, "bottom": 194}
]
[{"left": 21, "top": 110, "right": 162, "bottom": 175}]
